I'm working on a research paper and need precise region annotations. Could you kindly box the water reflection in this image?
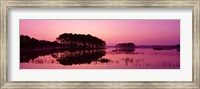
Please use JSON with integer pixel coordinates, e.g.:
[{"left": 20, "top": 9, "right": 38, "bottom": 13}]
[
  {"left": 54, "top": 49, "right": 106, "bottom": 65},
  {"left": 20, "top": 48, "right": 180, "bottom": 69},
  {"left": 21, "top": 49, "right": 106, "bottom": 66},
  {"left": 20, "top": 49, "right": 65, "bottom": 63},
  {"left": 114, "top": 47, "right": 135, "bottom": 52}
]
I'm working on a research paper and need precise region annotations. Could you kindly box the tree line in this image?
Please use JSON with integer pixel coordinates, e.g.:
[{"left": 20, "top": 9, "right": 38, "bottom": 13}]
[
  {"left": 20, "top": 33, "right": 106, "bottom": 49},
  {"left": 56, "top": 33, "right": 106, "bottom": 49},
  {"left": 20, "top": 35, "right": 63, "bottom": 49}
]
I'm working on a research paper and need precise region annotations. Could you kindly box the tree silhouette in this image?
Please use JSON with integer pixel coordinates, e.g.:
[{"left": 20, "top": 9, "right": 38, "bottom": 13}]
[
  {"left": 20, "top": 35, "right": 65, "bottom": 49},
  {"left": 56, "top": 33, "right": 106, "bottom": 49},
  {"left": 116, "top": 43, "right": 135, "bottom": 48},
  {"left": 21, "top": 33, "right": 106, "bottom": 50},
  {"left": 115, "top": 43, "right": 135, "bottom": 52}
]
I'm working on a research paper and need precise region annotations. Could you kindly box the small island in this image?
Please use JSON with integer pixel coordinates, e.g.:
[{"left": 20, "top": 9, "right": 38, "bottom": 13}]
[
  {"left": 116, "top": 43, "right": 135, "bottom": 48},
  {"left": 115, "top": 43, "right": 135, "bottom": 52},
  {"left": 152, "top": 44, "right": 180, "bottom": 51}
]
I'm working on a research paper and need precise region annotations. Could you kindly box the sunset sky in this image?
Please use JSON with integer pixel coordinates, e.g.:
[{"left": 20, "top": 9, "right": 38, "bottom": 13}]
[{"left": 20, "top": 20, "right": 180, "bottom": 46}]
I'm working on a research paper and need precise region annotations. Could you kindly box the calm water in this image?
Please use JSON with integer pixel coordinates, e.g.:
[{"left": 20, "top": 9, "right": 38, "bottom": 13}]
[{"left": 20, "top": 47, "right": 180, "bottom": 69}]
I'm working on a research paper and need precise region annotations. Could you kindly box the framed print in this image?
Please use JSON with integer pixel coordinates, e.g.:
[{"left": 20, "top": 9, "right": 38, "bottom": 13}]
[{"left": 0, "top": 0, "right": 200, "bottom": 89}]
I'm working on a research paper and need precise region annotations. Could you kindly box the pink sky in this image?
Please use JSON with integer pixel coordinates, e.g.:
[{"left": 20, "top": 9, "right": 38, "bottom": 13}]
[{"left": 20, "top": 20, "right": 180, "bottom": 46}]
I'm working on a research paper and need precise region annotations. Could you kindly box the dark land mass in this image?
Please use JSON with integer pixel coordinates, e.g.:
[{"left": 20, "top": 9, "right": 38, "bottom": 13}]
[
  {"left": 20, "top": 34, "right": 180, "bottom": 65},
  {"left": 21, "top": 48, "right": 107, "bottom": 66},
  {"left": 20, "top": 33, "right": 106, "bottom": 50},
  {"left": 20, "top": 33, "right": 107, "bottom": 65}
]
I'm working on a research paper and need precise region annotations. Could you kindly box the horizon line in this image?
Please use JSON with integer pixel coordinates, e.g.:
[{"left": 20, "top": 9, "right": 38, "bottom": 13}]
[{"left": 20, "top": 34, "right": 180, "bottom": 46}]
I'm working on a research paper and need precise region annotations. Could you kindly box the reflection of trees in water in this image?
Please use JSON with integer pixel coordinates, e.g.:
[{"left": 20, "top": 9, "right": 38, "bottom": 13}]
[
  {"left": 110, "top": 48, "right": 144, "bottom": 55},
  {"left": 21, "top": 49, "right": 107, "bottom": 66},
  {"left": 112, "top": 48, "right": 135, "bottom": 53},
  {"left": 20, "top": 49, "right": 67, "bottom": 63},
  {"left": 21, "top": 48, "right": 179, "bottom": 68},
  {"left": 115, "top": 48, "right": 135, "bottom": 52},
  {"left": 54, "top": 49, "right": 106, "bottom": 65}
]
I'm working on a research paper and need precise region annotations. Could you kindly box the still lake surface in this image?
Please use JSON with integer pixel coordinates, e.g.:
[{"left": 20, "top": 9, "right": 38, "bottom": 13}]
[{"left": 20, "top": 47, "right": 180, "bottom": 69}]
